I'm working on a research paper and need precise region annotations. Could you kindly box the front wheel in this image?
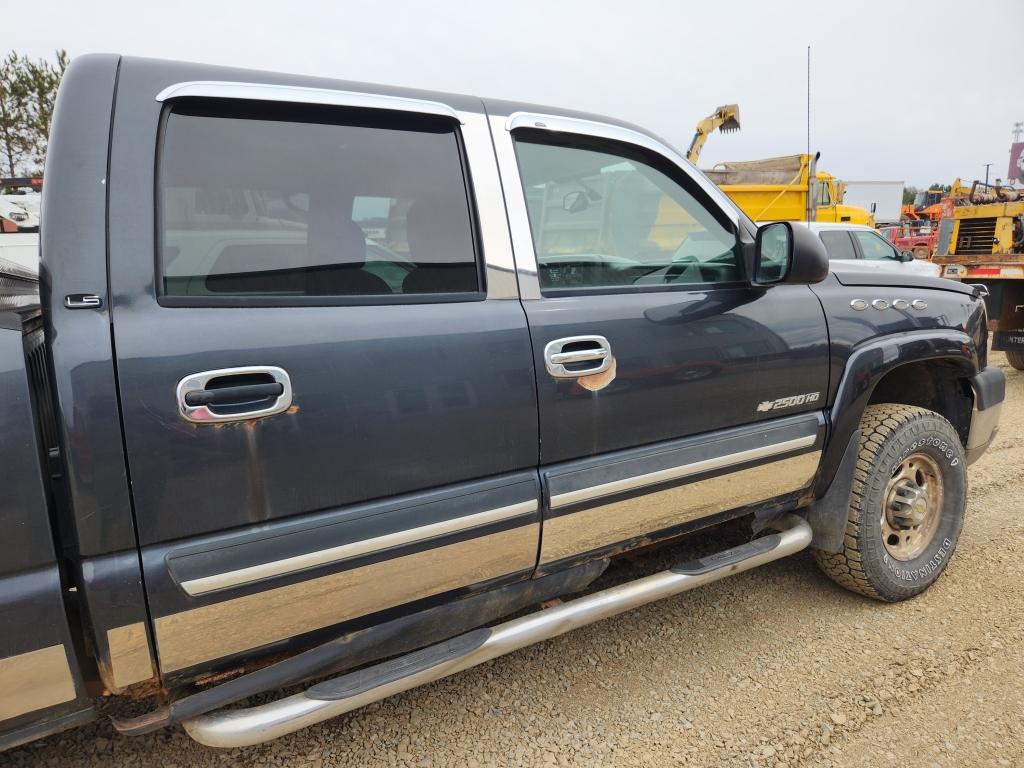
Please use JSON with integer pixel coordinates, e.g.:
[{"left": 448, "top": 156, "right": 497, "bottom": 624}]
[
  {"left": 813, "top": 404, "right": 967, "bottom": 602},
  {"left": 1006, "top": 350, "right": 1024, "bottom": 371}
]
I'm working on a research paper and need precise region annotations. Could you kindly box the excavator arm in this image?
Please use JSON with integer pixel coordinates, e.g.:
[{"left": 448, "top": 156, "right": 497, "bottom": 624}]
[{"left": 686, "top": 104, "right": 740, "bottom": 165}]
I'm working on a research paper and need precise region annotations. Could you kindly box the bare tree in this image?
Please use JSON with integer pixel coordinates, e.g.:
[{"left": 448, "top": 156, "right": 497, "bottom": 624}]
[{"left": 0, "top": 50, "right": 68, "bottom": 177}]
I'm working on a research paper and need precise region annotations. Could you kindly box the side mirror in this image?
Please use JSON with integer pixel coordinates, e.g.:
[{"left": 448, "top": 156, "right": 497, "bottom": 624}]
[
  {"left": 563, "top": 190, "right": 588, "bottom": 213},
  {"left": 870, "top": 202, "right": 877, "bottom": 214},
  {"left": 899, "top": 250, "right": 914, "bottom": 262},
  {"left": 754, "top": 221, "right": 829, "bottom": 285}
]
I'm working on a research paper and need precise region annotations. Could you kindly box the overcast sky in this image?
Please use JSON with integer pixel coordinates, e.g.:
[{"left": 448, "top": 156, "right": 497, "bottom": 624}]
[{"left": 15, "top": 0, "right": 1023, "bottom": 187}]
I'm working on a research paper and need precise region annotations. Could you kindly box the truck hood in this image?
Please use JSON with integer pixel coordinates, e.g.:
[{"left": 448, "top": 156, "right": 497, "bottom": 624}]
[
  {"left": 833, "top": 204, "right": 874, "bottom": 227},
  {"left": 830, "top": 268, "right": 979, "bottom": 297}
]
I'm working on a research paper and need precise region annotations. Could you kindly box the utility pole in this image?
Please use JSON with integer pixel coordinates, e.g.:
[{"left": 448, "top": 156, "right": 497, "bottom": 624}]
[{"left": 984, "top": 163, "right": 992, "bottom": 186}]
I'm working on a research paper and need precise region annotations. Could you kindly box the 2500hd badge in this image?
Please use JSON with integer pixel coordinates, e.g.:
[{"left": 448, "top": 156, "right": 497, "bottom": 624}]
[{"left": 757, "top": 392, "right": 821, "bottom": 412}]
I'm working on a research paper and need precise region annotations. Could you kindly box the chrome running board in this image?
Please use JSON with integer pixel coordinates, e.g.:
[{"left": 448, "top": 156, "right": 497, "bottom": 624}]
[{"left": 184, "top": 514, "right": 812, "bottom": 748}]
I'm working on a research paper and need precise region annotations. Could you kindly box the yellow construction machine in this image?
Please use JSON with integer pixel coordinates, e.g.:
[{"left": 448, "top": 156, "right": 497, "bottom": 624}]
[
  {"left": 686, "top": 104, "right": 741, "bottom": 165},
  {"left": 933, "top": 180, "right": 1024, "bottom": 369}
]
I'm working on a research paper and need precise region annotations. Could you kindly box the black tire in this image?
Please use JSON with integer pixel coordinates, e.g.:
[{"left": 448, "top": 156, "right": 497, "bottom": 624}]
[
  {"left": 1006, "top": 350, "right": 1024, "bottom": 371},
  {"left": 813, "top": 404, "right": 967, "bottom": 602}
]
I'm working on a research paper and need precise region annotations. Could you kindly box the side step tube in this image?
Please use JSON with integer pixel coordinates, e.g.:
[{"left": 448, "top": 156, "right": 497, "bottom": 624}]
[{"left": 185, "top": 514, "right": 812, "bottom": 748}]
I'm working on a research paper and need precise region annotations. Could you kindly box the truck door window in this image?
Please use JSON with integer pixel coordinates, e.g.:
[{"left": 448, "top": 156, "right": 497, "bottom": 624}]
[
  {"left": 819, "top": 182, "right": 831, "bottom": 207},
  {"left": 818, "top": 230, "right": 857, "bottom": 260},
  {"left": 158, "top": 101, "right": 481, "bottom": 301},
  {"left": 852, "top": 230, "right": 899, "bottom": 261},
  {"left": 513, "top": 132, "right": 740, "bottom": 293}
]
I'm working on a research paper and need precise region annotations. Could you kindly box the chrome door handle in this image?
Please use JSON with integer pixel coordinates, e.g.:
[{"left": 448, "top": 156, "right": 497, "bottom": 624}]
[
  {"left": 543, "top": 335, "right": 612, "bottom": 378},
  {"left": 177, "top": 366, "right": 292, "bottom": 424}
]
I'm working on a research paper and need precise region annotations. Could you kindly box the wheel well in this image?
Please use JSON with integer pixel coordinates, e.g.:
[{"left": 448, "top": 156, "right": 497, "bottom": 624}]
[{"left": 867, "top": 360, "right": 974, "bottom": 446}]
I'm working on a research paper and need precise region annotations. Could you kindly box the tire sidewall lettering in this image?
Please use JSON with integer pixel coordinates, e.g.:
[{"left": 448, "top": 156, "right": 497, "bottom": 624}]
[
  {"left": 864, "top": 413, "right": 967, "bottom": 597},
  {"left": 883, "top": 537, "right": 953, "bottom": 582}
]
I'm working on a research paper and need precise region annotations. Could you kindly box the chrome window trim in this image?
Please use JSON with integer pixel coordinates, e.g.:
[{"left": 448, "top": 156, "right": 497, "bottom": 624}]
[
  {"left": 489, "top": 113, "right": 541, "bottom": 299},
  {"left": 155, "top": 81, "right": 463, "bottom": 123},
  {"left": 155, "top": 82, "right": 518, "bottom": 300},
  {"left": 549, "top": 433, "right": 817, "bottom": 510},
  {"left": 179, "top": 500, "right": 538, "bottom": 596},
  {"left": 459, "top": 111, "right": 518, "bottom": 299},
  {"left": 492, "top": 110, "right": 741, "bottom": 300},
  {"left": 504, "top": 111, "right": 739, "bottom": 219}
]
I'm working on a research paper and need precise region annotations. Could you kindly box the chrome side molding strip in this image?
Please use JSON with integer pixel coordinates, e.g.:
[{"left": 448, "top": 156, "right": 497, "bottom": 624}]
[
  {"left": 179, "top": 500, "right": 538, "bottom": 596},
  {"left": 550, "top": 433, "right": 817, "bottom": 510},
  {"left": 183, "top": 515, "right": 812, "bottom": 747}
]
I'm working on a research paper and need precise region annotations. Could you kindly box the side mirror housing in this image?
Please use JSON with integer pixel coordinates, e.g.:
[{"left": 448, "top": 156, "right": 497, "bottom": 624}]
[
  {"left": 753, "top": 221, "right": 829, "bottom": 285},
  {"left": 899, "top": 250, "right": 914, "bottom": 262}
]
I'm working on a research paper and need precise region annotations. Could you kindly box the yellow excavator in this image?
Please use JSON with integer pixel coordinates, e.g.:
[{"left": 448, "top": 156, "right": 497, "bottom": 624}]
[{"left": 686, "top": 104, "right": 741, "bottom": 165}]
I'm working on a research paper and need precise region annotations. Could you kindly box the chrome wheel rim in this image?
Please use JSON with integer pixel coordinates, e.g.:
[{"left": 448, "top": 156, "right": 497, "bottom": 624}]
[{"left": 881, "top": 452, "right": 944, "bottom": 561}]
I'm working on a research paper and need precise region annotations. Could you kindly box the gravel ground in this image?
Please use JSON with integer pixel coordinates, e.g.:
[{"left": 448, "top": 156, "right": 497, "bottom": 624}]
[{"left": 7, "top": 353, "right": 1023, "bottom": 768}]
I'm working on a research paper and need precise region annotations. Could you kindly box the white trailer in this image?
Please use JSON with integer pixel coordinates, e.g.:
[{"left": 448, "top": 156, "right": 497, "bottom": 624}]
[{"left": 841, "top": 181, "right": 904, "bottom": 225}]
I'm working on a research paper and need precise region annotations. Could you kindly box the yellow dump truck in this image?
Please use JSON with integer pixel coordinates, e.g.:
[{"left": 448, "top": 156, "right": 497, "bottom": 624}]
[{"left": 703, "top": 153, "right": 875, "bottom": 225}]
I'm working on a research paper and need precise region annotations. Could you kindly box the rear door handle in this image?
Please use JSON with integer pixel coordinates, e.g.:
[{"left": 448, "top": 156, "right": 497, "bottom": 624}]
[
  {"left": 543, "top": 335, "right": 612, "bottom": 378},
  {"left": 177, "top": 366, "right": 292, "bottom": 423}
]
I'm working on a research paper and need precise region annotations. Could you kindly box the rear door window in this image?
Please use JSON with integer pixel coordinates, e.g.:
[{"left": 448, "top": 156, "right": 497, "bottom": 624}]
[
  {"left": 159, "top": 101, "right": 481, "bottom": 302},
  {"left": 818, "top": 230, "right": 857, "bottom": 260}
]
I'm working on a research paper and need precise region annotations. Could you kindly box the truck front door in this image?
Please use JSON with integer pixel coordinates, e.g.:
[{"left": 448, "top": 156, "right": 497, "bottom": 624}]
[
  {"left": 490, "top": 111, "right": 830, "bottom": 571},
  {"left": 107, "top": 68, "right": 539, "bottom": 682}
]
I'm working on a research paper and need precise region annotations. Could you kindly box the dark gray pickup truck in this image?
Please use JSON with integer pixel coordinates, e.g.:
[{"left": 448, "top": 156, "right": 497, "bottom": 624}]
[{"left": 0, "top": 54, "right": 1006, "bottom": 750}]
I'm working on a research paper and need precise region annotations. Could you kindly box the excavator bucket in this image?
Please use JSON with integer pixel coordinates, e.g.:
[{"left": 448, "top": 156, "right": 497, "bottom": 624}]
[{"left": 716, "top": 105, "right": 741, "bottom": 133}]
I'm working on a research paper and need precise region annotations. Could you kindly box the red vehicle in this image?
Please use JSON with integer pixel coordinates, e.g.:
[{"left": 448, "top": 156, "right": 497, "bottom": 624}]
[{"left": 880, "top": 222, "right": 938, "bottom": 259}]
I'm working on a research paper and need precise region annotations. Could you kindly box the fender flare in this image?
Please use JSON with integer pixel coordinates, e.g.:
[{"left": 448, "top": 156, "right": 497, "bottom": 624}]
[
  {"left": 814, "top": 329, "right": 978, "bottom": 500},
  {"left": 805, "top": 330, "right": 978, "bottom": 551}
]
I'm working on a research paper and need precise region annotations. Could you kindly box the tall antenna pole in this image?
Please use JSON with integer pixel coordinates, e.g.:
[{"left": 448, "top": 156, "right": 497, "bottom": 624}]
[
  {"left": 807, "top": 46, "right": 811, "bottom": 159},
  {"left": 807, "top": 45, "right": 811, "bottom": 222}
]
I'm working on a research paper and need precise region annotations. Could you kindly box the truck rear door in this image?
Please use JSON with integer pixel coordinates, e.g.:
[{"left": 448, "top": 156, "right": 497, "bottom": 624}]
[{"left": 106, "top": 62, "right": 538, "bottom": 682}]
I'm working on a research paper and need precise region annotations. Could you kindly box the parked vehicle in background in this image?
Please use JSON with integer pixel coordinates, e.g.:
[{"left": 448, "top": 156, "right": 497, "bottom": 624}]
[
  {"left": 0, "top": 233, "right": 39, "bottom": 272},
  {"left": 798, "top": 222, "right": 941, "bottom": 277},
  {"left": 0, "top": 54, "right": 1003, "bottom": 752},
  {"left": 880, "top": 221, "right": 940, "bottom": 259},
  {"left": 1, "top": 193, "right": 41, "bottom": 220},
  {"left": 704, "top": 154, "right": 875, "bottom": 226},
  {"left": 842, "top": 181, "right": 904, "bottom": 225},
  {"left": 0, "top": 198, "right": 39, "bottom": 233},
  {"left": 933, "top": 180, "right": 1024, "bottom": 369}
]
